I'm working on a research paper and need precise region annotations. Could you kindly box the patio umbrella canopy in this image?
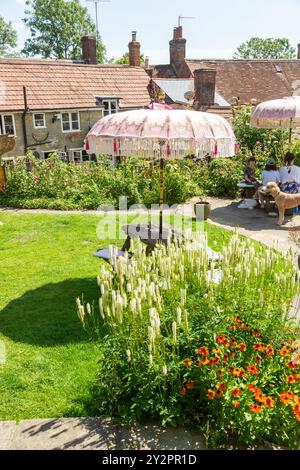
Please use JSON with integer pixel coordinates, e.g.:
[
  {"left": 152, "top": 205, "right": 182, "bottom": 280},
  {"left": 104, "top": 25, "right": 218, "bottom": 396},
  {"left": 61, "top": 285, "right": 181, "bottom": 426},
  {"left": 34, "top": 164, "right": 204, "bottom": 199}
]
[
  {"left": 251, "top": 96, "right": 300, "bottom": 129},
  {"left": 86, "top": 109, "right": 236, "bottom": 158},
  {"left": 86, "top": 109, "right": 236, "bottom": 237}
]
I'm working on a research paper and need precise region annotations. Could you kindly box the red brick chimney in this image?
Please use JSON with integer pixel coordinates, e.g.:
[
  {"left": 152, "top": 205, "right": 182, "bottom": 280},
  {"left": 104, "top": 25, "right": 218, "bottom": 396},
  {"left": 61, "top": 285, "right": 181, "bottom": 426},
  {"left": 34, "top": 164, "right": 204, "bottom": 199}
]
[
  {"left": 169, "top": 26, "right": 186, "bottom": 71},
  {"left": 81, "top": 35, "right": 97, "bottom": 65},
  {"left": 128, "top": 31, "right": 141, "bottom": 66},
  {"left": 193, "top": 68, "right": 217, "bottom": 110}
]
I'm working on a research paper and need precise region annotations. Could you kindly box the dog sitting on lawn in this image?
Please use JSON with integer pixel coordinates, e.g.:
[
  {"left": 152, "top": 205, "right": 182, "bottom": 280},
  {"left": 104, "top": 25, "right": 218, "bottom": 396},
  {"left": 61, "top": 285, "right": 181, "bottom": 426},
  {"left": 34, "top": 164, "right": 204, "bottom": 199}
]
[{"left": 264, "top": 182, "right": 300, "bottom": 226}]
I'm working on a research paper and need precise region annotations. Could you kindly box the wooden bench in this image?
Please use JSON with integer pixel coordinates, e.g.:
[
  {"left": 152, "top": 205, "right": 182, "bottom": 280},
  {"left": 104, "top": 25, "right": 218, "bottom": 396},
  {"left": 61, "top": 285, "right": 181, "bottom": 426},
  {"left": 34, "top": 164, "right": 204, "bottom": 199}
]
[{"left": 237, "top": 182, "right": 256, "bottom": 199}]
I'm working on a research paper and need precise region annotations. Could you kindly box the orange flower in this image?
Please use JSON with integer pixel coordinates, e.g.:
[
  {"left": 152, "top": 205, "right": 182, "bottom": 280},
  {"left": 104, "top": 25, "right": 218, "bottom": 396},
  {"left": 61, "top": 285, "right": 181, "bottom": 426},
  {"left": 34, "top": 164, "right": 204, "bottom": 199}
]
[
  {"left": 231, "top": 340, "right": 237, "bottom": 346},
  {"left": 255, "top": 356, "right": 262, "bottom": 365},
  {"left": 198, "top": 347, "right": 209, "bottom": 356},
  {"left": 233, "top": 400, "right": 240, "bottom": 408},
  {"left": 210, "top": 357, "right": 219, "bottom": 366},
  {"left": 212, "top": 348, "right": 222, "bottom": 356},
  {"left": 237, "top": 343, "right": 247, "bottom": 352},
  {"left": 222, "top": 355, "right": 229, "bottom": 363},
  {"left": 286, "top": 360, "right": 297, "bottom": 370},
  {"left": 180, "top": 387, "right": 187, "bottom": 396},
  {"left": 264, "top": 397, "right": 275, "bottom": 408},
  {"left": 247, "top": 365, "right": 259, "bottom": 375},
  {"left": 253, "top": 343, "right": 265, "bottom": 352},
  {"left": 292, "top": 403, "right": 300, "bottom": 413},
  {"left": 253, "top": 330, "right": 260, "bottom": 338},
  {"left": 231, "top": 367, "right": 247, "bottom": 378},
  {"left": 280, "top": 346, "right": 292, "bottom": 358},
  {"left": 230, "top": 325, "right": 237, "bottom": 331},
  {"left": 207, "top": 389, "right": 216, "bottom": 400},
  {"left": 250, "top": 404, "right": 263, "bottom": 414},
  {"left": 248, "top": 384, "right": 260, "bottom": 394},
  {"left": 231, "top": 388, "right": 242, "bottom": 398},
  {"left": 201, "top": 358, "right": 210, "bottom": 366},
  {"left": 217, "top": 371, "right": 224, "bottom": 378},
  {"left": 255, "top": 392, "right": 267, "bottom": 404},
  {"left": 216, "top": 335, "right": 230, "bottom": 347},
  {"left": 184, "top": 358, "right": 192, "bottom": 368},
  {"left": 294, "top": 412, "right": 300, "bottom": 422},
  {"left": 216, "top": 390, "right": 224, "bottom": 399},
  {"left": 279, "top": 391, "right": 295, "bottom": 405},
  {"left": 265, "top": 345, "right": 275, "bottom": 357},
  {"left": 186, "top": 380, "right": 195, "bottom": 390},
  {"left": 286, "top": 375, "right": 296, "bottom": 385},
  {"left": 217, "top": 382, "right": 227, "bottom": 392}
]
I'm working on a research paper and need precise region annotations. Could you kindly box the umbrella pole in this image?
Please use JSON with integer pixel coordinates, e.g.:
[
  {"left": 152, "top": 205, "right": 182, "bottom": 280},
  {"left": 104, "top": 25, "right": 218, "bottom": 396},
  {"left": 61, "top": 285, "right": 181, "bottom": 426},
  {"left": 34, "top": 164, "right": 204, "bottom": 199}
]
[
  {"left": 159, "top": 142, "right": 164, "bottom": 239},
  {"left": 289, "top": 127, "right": 292, "bottom": 147}
]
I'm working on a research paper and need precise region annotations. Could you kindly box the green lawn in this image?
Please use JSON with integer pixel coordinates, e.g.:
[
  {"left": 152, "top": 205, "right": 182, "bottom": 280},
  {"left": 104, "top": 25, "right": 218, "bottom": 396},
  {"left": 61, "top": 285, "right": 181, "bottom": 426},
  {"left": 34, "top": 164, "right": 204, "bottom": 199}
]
[{"left": 0, "top": 212, "right": 232, "bottom": 421}]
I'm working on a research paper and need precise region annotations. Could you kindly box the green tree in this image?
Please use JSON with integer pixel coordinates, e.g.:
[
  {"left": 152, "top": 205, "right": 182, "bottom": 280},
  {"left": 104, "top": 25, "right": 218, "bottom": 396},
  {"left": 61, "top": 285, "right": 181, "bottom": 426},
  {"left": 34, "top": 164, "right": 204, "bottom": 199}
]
[
  {"left": 232, "top": 105, "right": 289, "bottom": 156},
  {"left": 114, "top": 52, "right": 145, "bottom": 65},
  {"left": 23, "top": 0, "right": 106, "bottom": 62},
  {"left": 0, "top": 16, "right": 17, "bottom": 56},
  {"left": 234, "top": 37, "right": 295, "bottom": 60}
]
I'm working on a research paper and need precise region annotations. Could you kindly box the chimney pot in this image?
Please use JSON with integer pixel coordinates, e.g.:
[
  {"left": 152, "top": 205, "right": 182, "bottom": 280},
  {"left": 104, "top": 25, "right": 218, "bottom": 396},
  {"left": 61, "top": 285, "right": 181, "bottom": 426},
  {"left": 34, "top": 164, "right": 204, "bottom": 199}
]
[
  {"left": 298, "top": 44, "right": 300, "bottom": 59},
  {"left": 193, "top": 68, "right": 217, "bottom": 110},
  {"left": 144, "top": 56, "right": 150, "bottom": 69},
  {"left": 169, "top": 26, "right": 186, "bottom": 72},
  {"left": 128, "top": 31, "right": 141, "bottom": 66},
  {"left": 81, "top": 35, "right": 97, "bottom": 65}
]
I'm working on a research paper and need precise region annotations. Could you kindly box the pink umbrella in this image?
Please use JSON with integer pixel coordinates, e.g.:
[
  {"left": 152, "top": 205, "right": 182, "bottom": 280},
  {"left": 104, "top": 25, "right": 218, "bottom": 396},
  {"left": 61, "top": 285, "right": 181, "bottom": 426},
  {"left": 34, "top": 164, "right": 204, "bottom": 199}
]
[
  {"left": 86, "top": 109, "right": 236, "bottom": 236},
  {"left": 251, "top": 96, "right": 300, "bottom": 142},
  {"left": 149, "top": 102, "right": 173, "bottom": 110}
]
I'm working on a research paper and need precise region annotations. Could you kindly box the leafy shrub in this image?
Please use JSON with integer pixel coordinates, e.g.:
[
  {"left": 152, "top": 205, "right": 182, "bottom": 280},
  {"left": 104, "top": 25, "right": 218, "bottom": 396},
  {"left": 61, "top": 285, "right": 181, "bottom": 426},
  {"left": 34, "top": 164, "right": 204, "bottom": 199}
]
[
  {"left": 77, "top": 234, "right": 300, "bottom": 449},
  {"left": 232, "top": 105, "right": 289, "bottom": 154},
  {"left": 204, "top": 158, "right": 244, "bottom": 197}
]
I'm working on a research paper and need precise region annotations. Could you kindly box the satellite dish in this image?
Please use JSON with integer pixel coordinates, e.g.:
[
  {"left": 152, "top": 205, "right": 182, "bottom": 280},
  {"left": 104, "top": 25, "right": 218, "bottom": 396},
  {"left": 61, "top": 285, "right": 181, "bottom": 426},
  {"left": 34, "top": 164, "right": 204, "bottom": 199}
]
[{"left": 184, "top": 91, "right": 194, "bottom": 102}]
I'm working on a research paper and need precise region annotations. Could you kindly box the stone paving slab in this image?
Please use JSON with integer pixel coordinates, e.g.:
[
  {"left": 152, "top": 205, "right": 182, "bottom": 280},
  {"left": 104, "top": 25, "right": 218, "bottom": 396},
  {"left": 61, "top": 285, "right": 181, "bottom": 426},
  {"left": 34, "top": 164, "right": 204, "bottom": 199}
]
[{"left": 0, "top": 418, "right": 206, "bottom": 451}]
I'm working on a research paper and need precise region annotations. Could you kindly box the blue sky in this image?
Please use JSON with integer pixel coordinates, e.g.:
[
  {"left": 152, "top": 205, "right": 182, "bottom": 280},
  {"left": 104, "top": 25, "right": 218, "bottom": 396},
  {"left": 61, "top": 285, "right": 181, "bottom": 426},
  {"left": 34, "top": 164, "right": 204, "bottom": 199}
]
[{"left": 2, "top": 0, "right": 300, "bottom": 62}]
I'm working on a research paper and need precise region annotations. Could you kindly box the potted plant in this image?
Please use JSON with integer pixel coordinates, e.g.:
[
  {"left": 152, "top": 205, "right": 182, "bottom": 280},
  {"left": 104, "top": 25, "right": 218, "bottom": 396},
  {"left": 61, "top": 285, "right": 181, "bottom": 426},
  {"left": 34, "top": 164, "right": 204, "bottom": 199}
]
[{"left": 193, "top": 192, "right": 211, "bottom": 221}]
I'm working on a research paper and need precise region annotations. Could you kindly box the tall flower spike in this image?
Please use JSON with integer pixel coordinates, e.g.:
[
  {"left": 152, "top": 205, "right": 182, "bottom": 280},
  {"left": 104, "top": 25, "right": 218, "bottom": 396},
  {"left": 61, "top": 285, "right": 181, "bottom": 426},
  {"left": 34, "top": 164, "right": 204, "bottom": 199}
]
[{"left": 172, "top": 321, "right": 177, "bottom": 345}]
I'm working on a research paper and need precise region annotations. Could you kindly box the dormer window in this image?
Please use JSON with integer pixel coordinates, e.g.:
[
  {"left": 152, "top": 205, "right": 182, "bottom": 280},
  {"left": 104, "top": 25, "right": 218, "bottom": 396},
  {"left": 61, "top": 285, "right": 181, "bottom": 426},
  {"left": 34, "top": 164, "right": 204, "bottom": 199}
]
[
  {"left": 274, "top": 64, "right": 282, "bottom": 73},
  {"left": 95, "top": 96, "right": 120, "bottom": 116}
]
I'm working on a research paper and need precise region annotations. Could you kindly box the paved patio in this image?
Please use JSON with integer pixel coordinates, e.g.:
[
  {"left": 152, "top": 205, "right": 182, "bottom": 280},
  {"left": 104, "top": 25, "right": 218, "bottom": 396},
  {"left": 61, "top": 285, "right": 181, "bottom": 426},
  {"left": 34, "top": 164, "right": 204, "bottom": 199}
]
[{"left": 205, "top": 197, "right": 300, "bottom": 255}]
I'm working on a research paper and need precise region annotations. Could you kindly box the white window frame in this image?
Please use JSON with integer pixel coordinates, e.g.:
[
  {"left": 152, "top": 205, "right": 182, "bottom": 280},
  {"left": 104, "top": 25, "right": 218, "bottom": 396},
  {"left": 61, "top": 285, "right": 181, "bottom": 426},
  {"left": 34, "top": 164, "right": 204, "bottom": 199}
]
[
  {"left": 0, "top": 114, "right": 16, "bottom": 136},
  {"left": 69, "top": 148, "right": 90, "bottom": 163},
  {"left": 61, "top": 112, "right": 81, "bottom": 133},
  {"left": 102, "top": 100, "right": 118, "bottom": 116},
  {"left": 33, "top": 113, "right": 46, "bottom": 129}
]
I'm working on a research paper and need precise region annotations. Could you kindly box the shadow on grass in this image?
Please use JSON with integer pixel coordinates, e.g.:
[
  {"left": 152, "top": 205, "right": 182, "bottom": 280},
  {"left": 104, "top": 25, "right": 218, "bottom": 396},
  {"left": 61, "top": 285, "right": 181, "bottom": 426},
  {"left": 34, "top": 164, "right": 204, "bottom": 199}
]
[{"left": 0, "top": 278, "right": 101, "bottom": 346}]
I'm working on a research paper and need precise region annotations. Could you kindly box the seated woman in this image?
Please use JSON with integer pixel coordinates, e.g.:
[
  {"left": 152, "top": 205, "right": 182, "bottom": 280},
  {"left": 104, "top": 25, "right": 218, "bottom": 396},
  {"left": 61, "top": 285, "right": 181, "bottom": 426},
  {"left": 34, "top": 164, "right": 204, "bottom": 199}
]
[
  {"left": 279, "top": 152, "right": 300, "bottom": 194},
  {"left": 257, "top": 158, "right": 280, "bottom": 209},
  {"left": 244, "top": 157, "right": 261, "bottom": 188}
]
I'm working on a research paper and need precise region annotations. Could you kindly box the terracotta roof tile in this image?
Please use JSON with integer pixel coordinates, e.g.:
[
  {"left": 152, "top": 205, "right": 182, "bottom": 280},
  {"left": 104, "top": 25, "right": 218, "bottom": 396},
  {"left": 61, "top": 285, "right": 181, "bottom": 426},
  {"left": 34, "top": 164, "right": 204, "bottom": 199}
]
[
  {"left": 0, "top": 59, "right": 151, "bottom": 111},
  {"left": 185, "top": 59, "right": 300, "bottom": 104}
]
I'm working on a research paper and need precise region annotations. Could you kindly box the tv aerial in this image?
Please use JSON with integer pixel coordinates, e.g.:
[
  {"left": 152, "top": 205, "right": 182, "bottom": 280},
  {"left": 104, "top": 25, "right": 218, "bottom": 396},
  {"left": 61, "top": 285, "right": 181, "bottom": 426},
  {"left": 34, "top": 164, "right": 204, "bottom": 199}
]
[{"left": 178, "top": 16, "right": 196, "bottom": 27}]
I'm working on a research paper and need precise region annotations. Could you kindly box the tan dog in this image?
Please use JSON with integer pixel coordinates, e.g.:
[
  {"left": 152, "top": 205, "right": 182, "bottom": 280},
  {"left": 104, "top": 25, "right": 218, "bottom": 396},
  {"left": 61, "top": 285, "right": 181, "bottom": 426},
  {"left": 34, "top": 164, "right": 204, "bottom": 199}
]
[{"left": 264, "top": 182, "right": 300, "bottom": 225}]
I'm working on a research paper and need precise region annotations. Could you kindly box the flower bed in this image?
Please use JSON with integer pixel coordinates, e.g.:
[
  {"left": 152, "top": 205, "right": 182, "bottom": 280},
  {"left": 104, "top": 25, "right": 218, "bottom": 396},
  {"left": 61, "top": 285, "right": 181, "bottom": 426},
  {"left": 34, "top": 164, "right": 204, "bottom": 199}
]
[{"left": 77, "top": 233, "right": 300, "bottom": 449}]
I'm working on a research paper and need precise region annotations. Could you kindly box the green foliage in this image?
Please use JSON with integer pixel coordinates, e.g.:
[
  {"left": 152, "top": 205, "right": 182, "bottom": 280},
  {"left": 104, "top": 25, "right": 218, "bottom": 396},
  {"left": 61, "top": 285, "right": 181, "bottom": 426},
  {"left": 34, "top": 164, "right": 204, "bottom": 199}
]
[
  {"left": 232, "top": 105, "right": 289, "bottom": 154},
  {"left": 203, "top": 158, "right": 244, "bottom": 197},
  {"left": 114, "top": 52, "right": 145, "bottom": 65},
  {"left": 0, "top": 16, "right": 17, "bottom": 56},
  {"left": 234, "top": 37, "right": 296, "bottom": 60},
  {"left": 1, "top": 155, "right": 204, "bottom": 209},
  {"left": 23, "top": 0, "right": 106, "bottom": 62},
  {"left": 78, "top": 235, "right": 300, "bottom": 448}
]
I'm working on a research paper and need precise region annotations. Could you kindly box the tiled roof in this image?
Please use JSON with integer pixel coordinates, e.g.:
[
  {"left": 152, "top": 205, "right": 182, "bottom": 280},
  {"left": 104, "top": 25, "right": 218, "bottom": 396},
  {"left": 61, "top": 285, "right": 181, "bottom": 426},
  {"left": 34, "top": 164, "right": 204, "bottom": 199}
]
[
  {"left": 0, "top": 59, "right": 151, "bottom": 112},
  {"left": 154, "top": 78, "right": 230, "bottom": 106},
  {"left": 185, "top": 59, "right": 300, "bottom": 104}
]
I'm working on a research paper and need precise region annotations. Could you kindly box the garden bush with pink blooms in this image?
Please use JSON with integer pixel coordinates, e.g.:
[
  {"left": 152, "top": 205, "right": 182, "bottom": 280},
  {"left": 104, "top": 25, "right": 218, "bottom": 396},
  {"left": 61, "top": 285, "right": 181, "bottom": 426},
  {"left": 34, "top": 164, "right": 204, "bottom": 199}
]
[{"left": 77, "top": 233, "right": 300, "bottom": 449}]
